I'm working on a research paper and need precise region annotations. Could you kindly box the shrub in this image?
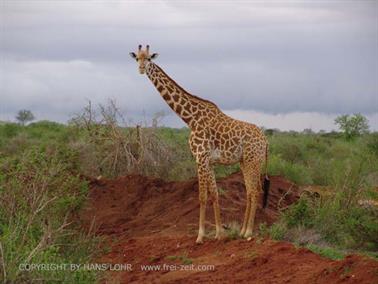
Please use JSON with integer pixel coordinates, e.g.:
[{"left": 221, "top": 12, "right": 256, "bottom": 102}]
[
  {"left": 271, "top": 151, "right": 378, "bottom": 253},
  {"left": 0, "top": 145, "right": 97, "bottom": 283},
  {"left": 284, "top": 197, "right": 314, "bottom": 228},
  {"left": 0, "top": 123, "right": 22, "bottom": 139},
  {"left": 268, "top": 222, "right": 287, "bottom": 241},
  {"left": 268, "top": 154, "right": 312, "bottom": 185},
  {"left": 365, "top": 133, "right": 378, "bottom": 156},
  {"left": 335, "top": 114, "right": 369, "bottom": 140}
]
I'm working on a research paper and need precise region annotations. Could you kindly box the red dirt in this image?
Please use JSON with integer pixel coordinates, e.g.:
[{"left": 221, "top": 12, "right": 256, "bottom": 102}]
[{"left": 79, "top": 172, "right": 378, "bottom": 283}]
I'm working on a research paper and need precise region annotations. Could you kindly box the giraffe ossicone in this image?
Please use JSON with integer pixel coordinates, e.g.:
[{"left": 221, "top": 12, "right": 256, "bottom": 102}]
[{"left": 130, "top": 45, "right": 270, "bottom": 244}]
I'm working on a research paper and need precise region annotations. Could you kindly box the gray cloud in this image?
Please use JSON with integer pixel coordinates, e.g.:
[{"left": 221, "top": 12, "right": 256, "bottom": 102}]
[{"left": 1, "top": 0, "right": 377, "bottom": 130}]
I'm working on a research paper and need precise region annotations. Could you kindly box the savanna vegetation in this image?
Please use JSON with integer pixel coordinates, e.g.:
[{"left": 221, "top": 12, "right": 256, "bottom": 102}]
[{"left": 0, "top": 102, "right": 377, "bottom": 282}]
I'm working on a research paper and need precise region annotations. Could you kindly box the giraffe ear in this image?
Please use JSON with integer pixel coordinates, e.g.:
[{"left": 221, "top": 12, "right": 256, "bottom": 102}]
[
  {"left": 150, "top": 53, "right": 159, "bottom": 59},
  {"left": 129, "top": 52, "right": 137, "bottom": 59}
]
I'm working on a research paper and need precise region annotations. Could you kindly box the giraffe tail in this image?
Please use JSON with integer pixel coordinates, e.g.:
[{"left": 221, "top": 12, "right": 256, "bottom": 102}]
[{"left": 263, "top": 144, "right": 270, "bottom": 208}]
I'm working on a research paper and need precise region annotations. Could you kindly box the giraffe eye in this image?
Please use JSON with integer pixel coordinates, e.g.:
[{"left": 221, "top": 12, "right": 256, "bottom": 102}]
[{"left": 147, "top": 58, "right": 151, "bottom": 61}]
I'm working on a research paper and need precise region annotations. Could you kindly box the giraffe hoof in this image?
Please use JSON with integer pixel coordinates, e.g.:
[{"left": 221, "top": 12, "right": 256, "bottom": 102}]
[
  {"left": 243, "top": 232, "right": 253, "bottom": 239},
  {"left": 215, "top": 232, "right": 225, "bottom": 240},
  {"left": 195, "top": 236, "right": 204, "bottom": 244},
  {"left": 195, "top": 239, "right": 203, "bottom": 244}
]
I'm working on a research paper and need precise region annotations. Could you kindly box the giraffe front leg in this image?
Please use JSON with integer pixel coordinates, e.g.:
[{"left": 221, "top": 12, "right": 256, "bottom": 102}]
[
  {"left": 208, "top": 169, "right": 224, "bottom": 240},
  {"left": 196, "top": 163, "right": 208, "bottom": 244}
]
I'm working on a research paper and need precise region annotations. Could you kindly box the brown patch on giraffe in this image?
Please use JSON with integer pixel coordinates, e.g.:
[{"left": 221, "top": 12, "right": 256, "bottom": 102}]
[
  {"left": 181, "top": 116, "right": 191, "bottom": 124},
  {"left": 175, "top": 104, "right": 182, "bottom": 114},
  {"left": 172, "top": 94, "right": 180, "bottom": 102},
  {"left": 196, "top": 131, "right": 204, "bottom": 138},
  {"left": 213, "top": 139, "right": 220, "bottom": 148},
  {"left": 193, "top": 111, "right": 202, "bottom": 120},
  {"left": 232, "top": 137, "right": 239, "bottom": 145},
  {"left": 193, "top": 137, "right": 202, "bottom": 145},
  {"left": 181, "top": 110, "right": 191, "bottom": 118},
  {"left": 182, "top": 102, "right": 191, "bottom": 113},
  {"left": 198, "top": 104, "right": 205, "bottom": 110}
]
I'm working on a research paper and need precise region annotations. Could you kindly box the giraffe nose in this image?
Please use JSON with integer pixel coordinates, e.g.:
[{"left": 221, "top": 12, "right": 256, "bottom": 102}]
[{"left": 139, "top": 67, "right": 145, "bottom": 74}]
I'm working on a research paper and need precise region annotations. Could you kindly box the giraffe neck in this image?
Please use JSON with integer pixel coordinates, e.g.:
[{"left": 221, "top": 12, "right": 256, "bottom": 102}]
[{"left": 145, "top": 62, "right": 220, "bottom": 129}]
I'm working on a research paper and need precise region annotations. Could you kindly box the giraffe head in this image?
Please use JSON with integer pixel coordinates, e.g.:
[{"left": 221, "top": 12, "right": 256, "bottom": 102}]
[{"left": 129, "top": 44, "right": 159, "bottom": 74}]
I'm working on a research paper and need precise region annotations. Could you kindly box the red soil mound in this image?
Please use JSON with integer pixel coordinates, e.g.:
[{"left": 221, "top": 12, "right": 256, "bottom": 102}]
[{"left": 79, "top": 172, "right": 378, "bottom": 283}]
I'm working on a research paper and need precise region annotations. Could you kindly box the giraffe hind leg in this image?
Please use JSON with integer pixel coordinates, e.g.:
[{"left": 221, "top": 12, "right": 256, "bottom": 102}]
[
  {"left": 239, "top": 161, "right": 250, "bottom": 236},
  {"left": 241, "top": 160, "right": 261, "bottom": 238},
  {"left": 240, "top": 192, "right": 251, "bottom": 237}
]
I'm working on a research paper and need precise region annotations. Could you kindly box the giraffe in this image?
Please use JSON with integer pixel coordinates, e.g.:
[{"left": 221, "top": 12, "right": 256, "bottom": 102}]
[{"left": 130, "top": 45, "right": 270, "bottom": 244}]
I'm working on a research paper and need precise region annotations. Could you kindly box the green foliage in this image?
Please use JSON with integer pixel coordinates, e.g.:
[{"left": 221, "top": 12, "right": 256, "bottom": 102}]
[
  {"left": 0, "top": 145, "right": 97, "bottom": 283},
  {"left": 365, "top": 132, "right": 378, "bottom": 156},
  {"left": 284, "top": 198, "right": 314, "bottom": 228},
  {"left": 0, "top": 121, "right": 73, "bottom": 158},
  {"left": 268, "top": 222, "right": 287, "bottom": 241},
  {"left": 214, "top": 163, "right": 240, "bottom": 178},
  {"left": 306, "top": 244, "right": 344, "bottom": 260},
  {"left": 0, "top": 122, "right": 22, "bottom": 138},
  {"left": 271, "top": 150, "right": 378, "bottom": 254},
  {"left": 268, "top": 154, "right": 312, "bottom": 185},
  {"left": 335, "top": 114, "right": 369, "bottom": 140}
]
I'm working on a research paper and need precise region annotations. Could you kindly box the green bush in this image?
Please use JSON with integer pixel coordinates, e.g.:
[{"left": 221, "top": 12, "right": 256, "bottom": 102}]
[
  {"left": 365, "top": 133, "right": 378, "bottom": 156},
  {"left": 268, "top": 222, "right": 287, "bottom": 241},
  {"left": 271, "top": 151, "right": 378, "bottom": 254},
  {"left": 0, "top": 122, "right": 22, "bottom": 138},
  {"left": 284, "top": 197, "right": 314, "bottom": 228},
  {"left": 0, "top": 145, "right": 98, "bottom": 283},
  {"left": 268, "top": 154, "right": 312, "bottom": 185}
]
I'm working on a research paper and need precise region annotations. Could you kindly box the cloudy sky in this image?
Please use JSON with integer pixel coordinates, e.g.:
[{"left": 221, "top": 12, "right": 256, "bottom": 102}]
[{"left": 1, "top": 0, "right": 377, "bottom": 131}]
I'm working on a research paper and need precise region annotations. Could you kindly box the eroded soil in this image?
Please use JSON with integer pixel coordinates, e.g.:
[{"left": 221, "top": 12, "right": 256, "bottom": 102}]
[{"left": 79, "top": 172, "right": 378, "bottom": 283}]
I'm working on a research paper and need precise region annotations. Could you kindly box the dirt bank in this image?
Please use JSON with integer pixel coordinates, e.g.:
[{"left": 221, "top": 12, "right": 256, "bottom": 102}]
[{"left": 79, "top": 172, "right": 378, "bottom": 283}]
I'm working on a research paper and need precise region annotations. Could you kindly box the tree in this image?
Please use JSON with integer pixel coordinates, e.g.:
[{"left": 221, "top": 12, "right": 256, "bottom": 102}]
[
  {"left": 334, "top": 113, "right": 369, "bottom": 140},
  {"left": 16, "top": 109, "right": 35, "bottom": 126}
]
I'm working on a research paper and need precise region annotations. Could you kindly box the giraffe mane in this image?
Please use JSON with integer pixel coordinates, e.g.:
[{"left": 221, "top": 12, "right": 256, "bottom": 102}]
[{"left": 153, "top": 63, "right": 219, "bottom": 109}]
